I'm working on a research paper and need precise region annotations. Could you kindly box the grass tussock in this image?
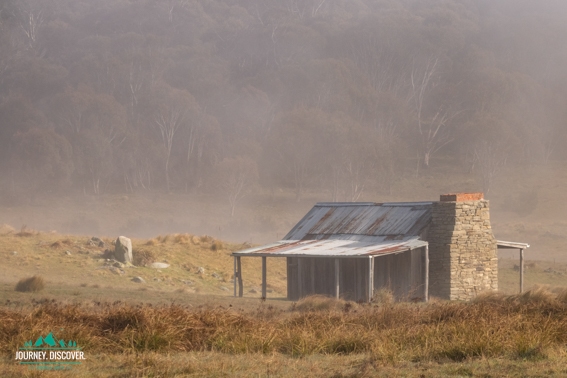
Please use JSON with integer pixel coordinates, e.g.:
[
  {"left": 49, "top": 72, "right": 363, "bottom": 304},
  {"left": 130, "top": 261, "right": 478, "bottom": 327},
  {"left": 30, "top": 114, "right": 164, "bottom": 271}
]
[
  {"left": 50, "top": 238, "right": 73, "bottom": 249},
  {"left": 133, "top": 249, "right": 157, "bottom": 267},
  {"left": 200, "top": 235, "right": 214, "bottom": 244},
  {"left": 2, "top": 287, "right": 567, "bottom": 363},
  {"left": 292, "top": 295, "right": 359, "bottom": 313},
  {"left": 14, "top": 276, "right": 45, "bottom": 292},
  {"left": 173, "top": 233, "right": 192, "bottom": 244}
]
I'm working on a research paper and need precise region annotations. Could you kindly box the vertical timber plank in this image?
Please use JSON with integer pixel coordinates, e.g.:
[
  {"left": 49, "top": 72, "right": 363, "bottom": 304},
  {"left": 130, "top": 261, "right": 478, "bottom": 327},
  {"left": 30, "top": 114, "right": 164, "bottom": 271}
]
[
  {"left": 425, "top": 245, "right": 429, "bottom": 302},
  {"left": 368, "top": 256, "right": 374, "bottom": 302},
  {"left": 237, "top": 256, "right": 243, "bottom": 297},
  {"left": 297, "top": 258, "right": 302, "bottom": 299},
  {"left": 233, "top": 256, "right": 237, "bottom": 297},
  {"left": 335, "top": 259, "right": 340, "bottom": 300},
  {"left": 262, "top": 256, "right": 267, "bottom": 299},
  {"left": 520, "top": 249, "right": 524, "bottom": 294},
  {"left": 311, "top": 258, "right": 315, "bottom": 295}
]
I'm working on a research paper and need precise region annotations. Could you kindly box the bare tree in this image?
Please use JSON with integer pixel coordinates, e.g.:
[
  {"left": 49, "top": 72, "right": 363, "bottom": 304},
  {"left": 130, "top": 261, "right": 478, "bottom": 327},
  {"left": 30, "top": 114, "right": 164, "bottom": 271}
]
[
  {"left": 215, "top": 156, "right": 258, "bottom": 217},
  {"left": 409, "top": 58, "right": 455, "bottom": 167},
  {"left": 151, "top": 84, "right": 198, "bottom": 192},
  {"left": 154, "top": 106, "right": 185, "bottom": 192},
  {"left": 472, "top": 140, "right": 507, "bottom": 194},
  {"left": 17, "top": 2, "right": 43, "bottom": 49}
]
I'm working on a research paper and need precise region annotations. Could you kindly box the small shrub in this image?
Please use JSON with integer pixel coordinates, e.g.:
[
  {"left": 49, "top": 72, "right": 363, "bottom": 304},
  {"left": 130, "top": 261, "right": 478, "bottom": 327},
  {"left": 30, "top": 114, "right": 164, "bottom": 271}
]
[
  {"left": 211, "top": 241, "right": 223, "bottom": 251},
  {"left": 146, "top": 238, "right": 158, "bottom": 246},
  {"left": 16, "top": 225, "right": 36, "bottom": 237},
  {"left": 15, "top": 276, "right": 45, "bottom": 292},
  {"left": 133, "top": 249, "right": 157, "bottom": 267}
]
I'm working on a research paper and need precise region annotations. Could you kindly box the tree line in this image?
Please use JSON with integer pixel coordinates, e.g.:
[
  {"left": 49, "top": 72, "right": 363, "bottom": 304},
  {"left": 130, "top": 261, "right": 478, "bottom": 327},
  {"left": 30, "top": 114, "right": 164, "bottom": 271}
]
[{"left": 1, "top": 0, "right": 566, "bottom": 213}]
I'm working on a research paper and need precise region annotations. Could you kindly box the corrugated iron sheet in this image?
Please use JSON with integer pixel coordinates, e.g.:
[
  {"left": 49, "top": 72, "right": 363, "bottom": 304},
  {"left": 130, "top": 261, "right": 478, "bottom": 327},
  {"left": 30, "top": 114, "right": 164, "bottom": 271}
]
[
  {"left": 284, "top": 202, "right": 432, "bottom": 240},
  {"left": 232, "top": 237, "right": 427, "bottom": 258}
]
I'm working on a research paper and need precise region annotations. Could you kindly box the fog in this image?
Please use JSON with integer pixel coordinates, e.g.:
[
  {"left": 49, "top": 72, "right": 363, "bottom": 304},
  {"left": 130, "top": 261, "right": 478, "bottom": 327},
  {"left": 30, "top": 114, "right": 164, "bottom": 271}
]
[{"left": 0, "top": 0, "right": 566, "bottom": 259}]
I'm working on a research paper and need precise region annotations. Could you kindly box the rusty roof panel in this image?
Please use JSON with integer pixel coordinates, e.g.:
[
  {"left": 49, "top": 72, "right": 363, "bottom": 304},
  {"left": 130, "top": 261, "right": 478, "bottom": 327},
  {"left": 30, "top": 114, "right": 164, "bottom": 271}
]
[
  {"left": 232, "top": 237, "right": 427, "bottom": 258},
  {"left": 284, "top": 202, "right": 433, "bottom": 240}
]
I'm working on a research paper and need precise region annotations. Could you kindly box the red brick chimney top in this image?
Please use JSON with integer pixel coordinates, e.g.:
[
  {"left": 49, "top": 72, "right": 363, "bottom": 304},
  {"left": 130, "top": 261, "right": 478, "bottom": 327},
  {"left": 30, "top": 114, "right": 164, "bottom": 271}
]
[{"left": 440, "top": 193, "right": 484, "bottom": 202}]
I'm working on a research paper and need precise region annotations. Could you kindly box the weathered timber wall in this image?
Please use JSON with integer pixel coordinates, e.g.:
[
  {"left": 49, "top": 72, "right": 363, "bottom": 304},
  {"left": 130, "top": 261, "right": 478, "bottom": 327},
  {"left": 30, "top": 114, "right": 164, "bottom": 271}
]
[{"left": 287, "top": 249, "right": 425, "bottom": 302}]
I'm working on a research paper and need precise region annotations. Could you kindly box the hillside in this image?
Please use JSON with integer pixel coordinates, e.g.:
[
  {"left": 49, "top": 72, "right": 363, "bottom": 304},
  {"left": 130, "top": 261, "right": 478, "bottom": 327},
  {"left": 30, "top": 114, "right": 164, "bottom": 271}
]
[{"left": 1, "top": 225, "right": 567, "bottom": 306}]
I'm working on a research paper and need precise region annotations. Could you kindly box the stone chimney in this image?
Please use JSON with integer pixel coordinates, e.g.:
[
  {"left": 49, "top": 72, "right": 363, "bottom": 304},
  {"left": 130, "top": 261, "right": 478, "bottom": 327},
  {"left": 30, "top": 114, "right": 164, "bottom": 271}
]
[{"left": 427, "top": 193, "right": 498, "bottom": 300}]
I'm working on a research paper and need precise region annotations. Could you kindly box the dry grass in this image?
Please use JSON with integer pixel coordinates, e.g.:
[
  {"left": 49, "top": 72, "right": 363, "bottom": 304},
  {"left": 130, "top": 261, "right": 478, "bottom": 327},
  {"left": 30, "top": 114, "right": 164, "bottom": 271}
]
[
  {"left": 2, "top": 288, "right": 567, "bottom": 364},
  {"left": 0, "top": 224, "right": 15, "bottom": 235},
  {"left": 132, "top": 248, "right": 157, "bottom": 266},
  {"left": 292, "top": 295, "right": 359, "bottom": 313},
  {"left": 14, "top": 276, "right": 45, "bottom": 292},
  {"left": 50, "top": 238, "right": 73, "bottom": 248}
]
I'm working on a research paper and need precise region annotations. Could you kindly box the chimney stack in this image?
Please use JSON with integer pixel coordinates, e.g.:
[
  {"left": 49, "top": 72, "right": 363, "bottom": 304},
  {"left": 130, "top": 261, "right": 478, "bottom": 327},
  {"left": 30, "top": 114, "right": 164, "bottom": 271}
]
[{"left": 427, "top": 193, "right": 498, "bottom": 300}]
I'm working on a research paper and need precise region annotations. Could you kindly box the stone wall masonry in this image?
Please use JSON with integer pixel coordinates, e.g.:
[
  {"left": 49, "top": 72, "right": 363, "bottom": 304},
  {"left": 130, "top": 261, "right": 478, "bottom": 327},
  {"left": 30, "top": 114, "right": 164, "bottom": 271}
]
[{"left": 427, "top": 199, "right": 498, "bottom": 300}]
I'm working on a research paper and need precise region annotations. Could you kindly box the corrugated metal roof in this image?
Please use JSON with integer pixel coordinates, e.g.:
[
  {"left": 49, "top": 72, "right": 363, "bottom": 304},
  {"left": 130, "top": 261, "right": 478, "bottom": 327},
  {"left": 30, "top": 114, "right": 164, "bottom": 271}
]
[
  {"left": 497, "top": 240, "right": 530, "bottom": 249},
  {"left": 233, "top": 202, "right": 431, "bottom": 258},
  {"left": 232, "top": 237, "right": 427, "bottom": 258},
  {"left": 284, "top": 202, "right": 432, "bottom": 240}
]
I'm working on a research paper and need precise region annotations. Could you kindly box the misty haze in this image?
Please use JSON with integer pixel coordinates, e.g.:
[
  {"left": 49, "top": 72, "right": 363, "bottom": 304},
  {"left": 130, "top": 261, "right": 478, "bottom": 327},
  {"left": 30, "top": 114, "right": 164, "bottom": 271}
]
[{"left": 3, "top": 0, "right": 567, "bottom": 376}]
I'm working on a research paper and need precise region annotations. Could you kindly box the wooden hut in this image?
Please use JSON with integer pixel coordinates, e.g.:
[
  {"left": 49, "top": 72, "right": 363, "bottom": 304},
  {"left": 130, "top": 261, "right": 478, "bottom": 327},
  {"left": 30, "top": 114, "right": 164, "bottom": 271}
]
[{"left": 232, "top": 193, "right": 529, "bottom": 302}]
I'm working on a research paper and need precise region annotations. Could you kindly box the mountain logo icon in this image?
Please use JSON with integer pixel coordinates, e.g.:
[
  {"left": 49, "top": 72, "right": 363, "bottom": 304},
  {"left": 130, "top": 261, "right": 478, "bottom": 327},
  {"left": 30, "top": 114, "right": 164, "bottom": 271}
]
[{"left": 24, "top": 333, "right": 78, "bottom": 349}]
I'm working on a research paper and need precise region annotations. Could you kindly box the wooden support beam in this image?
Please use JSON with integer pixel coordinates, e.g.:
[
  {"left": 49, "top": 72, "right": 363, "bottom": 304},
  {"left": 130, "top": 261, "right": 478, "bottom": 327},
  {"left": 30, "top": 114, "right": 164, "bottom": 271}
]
[
  {"left": 335, "top": 259, "right": 340, "bottom": 300},
  {"left": 233, "top": 256, "right": 237, "bottom": 297},
  {"left": 311, "top": 258, "right": 315, "bottom": 295},
  {"left": 424, "top": 245, "right": 429, "bottom": 302},
  {"left": 520, "top": 248, "right": 524, "bottom": 293},
  {"left": 297, "top": 258, "right": 302, "bottom": 299},
  {"left": 368, "top": 256, "right": 374, "bottom": 302},
  {"left": 262, "top": 256, "right": 267, "bottom": 299},
  {"left": 237, "top": 256, "right": 243, "bottom": 297}
]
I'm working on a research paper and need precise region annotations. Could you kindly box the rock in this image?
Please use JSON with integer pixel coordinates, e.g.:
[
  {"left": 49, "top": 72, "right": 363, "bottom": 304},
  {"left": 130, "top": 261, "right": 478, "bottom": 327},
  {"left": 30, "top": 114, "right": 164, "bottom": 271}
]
[
  {"left": 249, "top": 288, "right": 258, "bottom": 294},
  {"left": 65, "top": 251, "right": 72, "bottom": 256},
  {"left": 220, "top": 286, "right": 229, "bottom": 291},
  {"left": 113, "top": 261, "right": 125, "bottom": 268},
  {"left": 102, "top": 249, "right": 114, "bottom": 259},
  {"left": 91, "top": 237, "right": 105, "bottom": 248},
  {"left": 131, "top": 276, "right": 145, "bottom": 283},
  {"left": 197, "top": 267, "right": 205, "bottom": 275},
  {"left": 12, "top": 251, "right": 17, "bottom": 255},
  {"left": 150, "top": 262, "right": 170, "bottom": 269},
  {"left": 153, "top": 278, "right": 161, "bottom": 282},
  {"left": 182, "top": 280, "right": 193, "bottom": 285},
  {"left": 114, "top": 236, "right": 132, "bottom": 263},
  {"left": 211, "top": 272, "right": 222, "bottom": 279}
]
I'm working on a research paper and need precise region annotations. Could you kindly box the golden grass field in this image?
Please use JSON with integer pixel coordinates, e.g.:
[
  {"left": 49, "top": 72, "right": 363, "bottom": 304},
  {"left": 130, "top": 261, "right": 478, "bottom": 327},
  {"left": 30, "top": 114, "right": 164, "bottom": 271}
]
[{"left": 2, "top": 227, "right": 567, "bottom": 376}]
